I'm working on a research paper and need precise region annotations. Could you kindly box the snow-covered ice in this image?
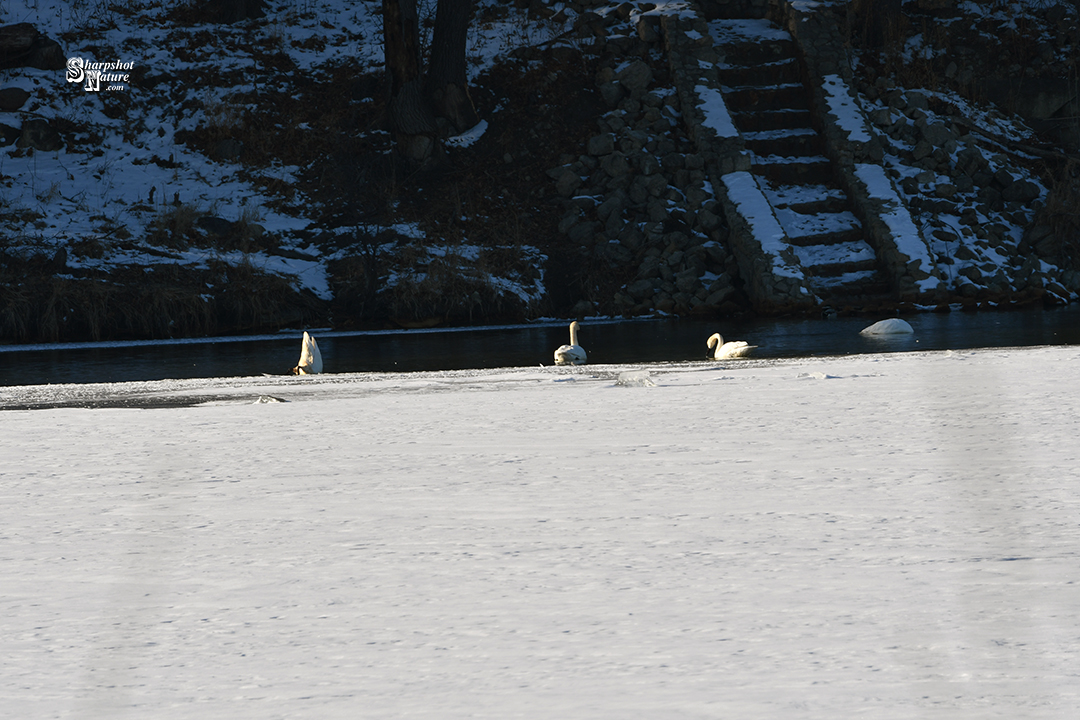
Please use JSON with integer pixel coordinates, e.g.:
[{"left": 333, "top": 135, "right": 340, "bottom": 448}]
[{"left": 2, "top": 346, "right": 1079, "bottom": 718}]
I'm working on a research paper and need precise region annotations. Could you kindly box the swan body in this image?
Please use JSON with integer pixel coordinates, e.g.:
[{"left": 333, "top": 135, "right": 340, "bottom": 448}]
[
  {"left": 292, "top": 331, "right": 323, "bottom": 375},
  {"left": 707, "top": 332, "right": 757, "bottom": 359},
  {"left": 860, "top": 318, "right": 914, "bottom": 335},
  {"left": 554, "top": 321, "right": 587, "bottom": 365}
]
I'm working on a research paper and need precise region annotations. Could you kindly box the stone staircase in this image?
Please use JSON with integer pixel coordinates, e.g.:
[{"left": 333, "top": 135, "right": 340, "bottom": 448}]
[{"left": 709, "top": 17, "right": 892, "bottom": 307}]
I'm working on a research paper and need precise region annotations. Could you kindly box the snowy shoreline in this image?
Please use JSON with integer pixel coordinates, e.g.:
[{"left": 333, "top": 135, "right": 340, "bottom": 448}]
[{"left": 3, "top": 346, "right": 1079, "bottom": 718}]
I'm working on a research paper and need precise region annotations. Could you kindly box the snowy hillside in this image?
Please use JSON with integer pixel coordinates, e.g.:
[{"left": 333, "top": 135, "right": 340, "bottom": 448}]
[{"left": 1, "top": 0, "right": 1077, "bottom": 342}]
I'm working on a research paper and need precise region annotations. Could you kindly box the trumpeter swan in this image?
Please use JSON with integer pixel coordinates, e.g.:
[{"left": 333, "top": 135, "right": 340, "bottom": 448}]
[
  {"left": 554, "top": 321, "right": 587, "bottom": 365},
  {"left": 292, "top": 331, "right": 323, "bottom": 375},
  {"left": 860, "top": 318, "right": 914, "bottom": 335},
  {"left": 707, "top": 332, "right": 757, "bottom": 359}
]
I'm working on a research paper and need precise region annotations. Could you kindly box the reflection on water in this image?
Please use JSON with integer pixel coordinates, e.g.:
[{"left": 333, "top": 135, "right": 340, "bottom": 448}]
[{"left": 1, "top": 306, "right": 1078, "bottom": 387}]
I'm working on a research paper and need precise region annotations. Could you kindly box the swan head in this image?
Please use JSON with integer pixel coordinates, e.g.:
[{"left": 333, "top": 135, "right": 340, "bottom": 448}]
[{"left": 706, "top": 333, "right": 723, "bottom": 357}]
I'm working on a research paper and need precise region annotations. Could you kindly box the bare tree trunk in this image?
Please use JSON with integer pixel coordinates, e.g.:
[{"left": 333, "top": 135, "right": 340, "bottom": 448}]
[
  {"left": 851, "top": 0, "right": 903, "bottom": 48},
  {"left": 425, "top": 0, "right": 479, "bottom": 135},
  {"left": 383, "top": 0, "right": 439, "bottom": 162}
]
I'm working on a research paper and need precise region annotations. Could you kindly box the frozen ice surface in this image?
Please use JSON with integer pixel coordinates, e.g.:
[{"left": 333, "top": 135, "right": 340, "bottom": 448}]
[{"left": 2, "top": 348, "right": 1080, "bottom": 718}]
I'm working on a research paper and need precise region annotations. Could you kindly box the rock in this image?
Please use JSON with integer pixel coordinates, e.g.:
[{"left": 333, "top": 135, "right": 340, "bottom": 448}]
[
  {"left": 646, "top": 174, "right": 667, "bottom": 197},
  {"left": 992, "top": 168, "right": 1015, "bottom": 187},
  {"left": 209, "top": 0, "right": 267, "bottom": 23},
  {"left": 638, "top": 153, "right": 660, "bottom": 176},
  {"left": 197, "top": 216, "right": 233, "bottom": 235},
  {"left": 906, "top": 91, "right": 930, "bottom": 111},
  {"left": 571, "top": 299, "right": 597, "bottom": 317},
  {"left": 636, "top": 17, "right": 660, "bottom": 43},
  {"left": 214, "top": 138, "right": 243, "bottom": 160},
  {"left": 0, "top": 23, "right": 64, "bottom": 70},
  {"left": 600, "top": 151, "right": 630, "bottom": 178},
  {"left": 558, "top": 210, "right": 582, "bottom": 234},
  {"left": 917, "top": 119, "right": 953, "bottom": 147},
  {"left": 0, "top": 86, "right": 29, "bottom": 111},
  {"left": 1001, "top": 179, "right": 1041, "bottom": 202},
  {"left": 598, "top": 81, "right": 624, "bottom": 107},
  {"left": 646, "top": 198, "right": 668, "bottom": 222},
  {"left": 616, "top": 60, "right": 653, "bottom": 94},
  {"left": 636, "top": 254, "right": 661, "bottom": 279},
  {"left": 16, "top": 118, "right": 62, "bottom": 152},
  {"left": 696, "top": 209, "right": 721, "bottom": 232},
  {"left": 959, "top": 265, "right": 983, "bottom": 282},
  {"left": 602, "top": 240, "right": 633, "bottom": 265},
  {"left": 597, "top": 193, "right": 625, "bottom": 220},
  {"left": 0, "top": 122, "right": 19, "bottom": 145},
  {"left": 954, "top": 244, "right": 979, "bottom": 261},
  {"left": 706, "top": 285, "right": 735, "bottom": 306},
  {"left": 954, "top": 175, "right": 975, "bottom": 193},
  {"left": 655, "top": 296, "right": 676, "bottom": 313},
  {"left": 935, "top": 183, "right": 958, "bottom": 199},
  {"left": 627, "top": 278, "right": 655, "bottom": 300},
  {"left": 1035, "top": 234, "right": 1061, "bottom": 258},
  {"left": 619, "top": 226, "right": 645, "bottom": 251},
  {"left": 587, "top": 133, "right": 614, "bottom": 156},
  {"left": 550, "top": 45, "right": 581, "bottom": 64},
  {"left": 869, "top": 108, "right": 894, "bottom": 127},
  {"left": 675, "top": 268, "right": 699, "bottom": 293},
  {"left": 26, "top": 37, "right": 64, "bottom": 70},
  {"left": 555, "top": 169, "right": 583, "bottom": 197},
  {"left": 567, "top": 221, "right": 597, "bottom": 245}
]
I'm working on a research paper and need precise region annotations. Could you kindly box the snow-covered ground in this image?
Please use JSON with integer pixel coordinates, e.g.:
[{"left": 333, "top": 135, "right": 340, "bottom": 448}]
[{"left": 3, "top": 346, "right": 1079, "bottom": 718}]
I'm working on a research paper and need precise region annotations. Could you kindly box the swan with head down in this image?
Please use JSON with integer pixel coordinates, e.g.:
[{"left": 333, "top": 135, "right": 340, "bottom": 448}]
[
  {"left": 291, "top": 331, "right": 323, "bottom": 375},
  {"left": 554, "top": 321, "right": 587, "bottom": 365},
  {"left": 707, "top": 332, "right": 757, "bottom": 359},
  {"left": 860, "top": 318, "right": 914, "bottom": 335}
]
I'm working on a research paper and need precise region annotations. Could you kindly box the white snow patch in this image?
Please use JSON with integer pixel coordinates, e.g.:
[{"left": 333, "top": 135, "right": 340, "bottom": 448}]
[
  {"left": 823, "top": 74, "right": 872, "bottom": 143},
  {"left": 722, "top": 171, "right": 804, "bottom": 280},
  {"left": 446, "top": 120, "right": 489, "bottom": 148},
  {"left": 854, "top": 164, "right": 940, "bottom": 292},
  {"left": 695, "top": 85, "right": 740, "bottom": 138}
]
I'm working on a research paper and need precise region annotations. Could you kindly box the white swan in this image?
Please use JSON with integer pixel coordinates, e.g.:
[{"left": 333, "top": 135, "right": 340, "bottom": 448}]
[
  {"left": 554, "top": 321, "right": 587, "bottom": 365},
  {"left": 707, "top": 332, "right": 757, "bottom": 359},
  {"left": 291, "top": 331, "right": 323, "bottom": 374},
  {"left": 860, "top": 318, "right": 914, "bottom": 335}
]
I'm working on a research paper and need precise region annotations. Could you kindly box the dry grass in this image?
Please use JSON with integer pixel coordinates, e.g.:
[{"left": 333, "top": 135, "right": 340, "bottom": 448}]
[
  {"left": 1034, "top": 160, "right": 1080, "bottom": 264},
  {"left": 146, "top": 203, "right": 201, "bottom": 250}
]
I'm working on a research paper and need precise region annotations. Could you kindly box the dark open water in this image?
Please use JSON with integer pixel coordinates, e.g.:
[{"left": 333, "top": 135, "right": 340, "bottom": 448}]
[{"left": 1, "top": 306, "right": 1078, "bottom": 387}]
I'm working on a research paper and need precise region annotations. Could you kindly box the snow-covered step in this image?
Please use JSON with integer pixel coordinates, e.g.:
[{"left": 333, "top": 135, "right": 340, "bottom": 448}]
[
  {"left": 717, "top": 58, "right": 800, "bottom": 86},
  {"left": 809, "top": 268, "right": 882, "bottom": 288},
  {"left": 791, "top": 240, "right": 877, "bottom": 271},
  {"left": 731, "top": 108, "right": 812, "bottom": 130},
  {"left": 775, "top": 208, "right": 862, "bottom": 240},
  {"left": 750, "top": 156, "right": 833, "bottom": 185},
  {"left": 744, "top": 132, "right": 824, "bottom": 158},
  {"left": 761, "top": 181, "right": 847, "bottom": 208},
  {"left": 743, "top": 128, "right": 819, "bottom": 141},
  {"left": 721, "top": 83, "right": 808, "bottom": 111}
]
